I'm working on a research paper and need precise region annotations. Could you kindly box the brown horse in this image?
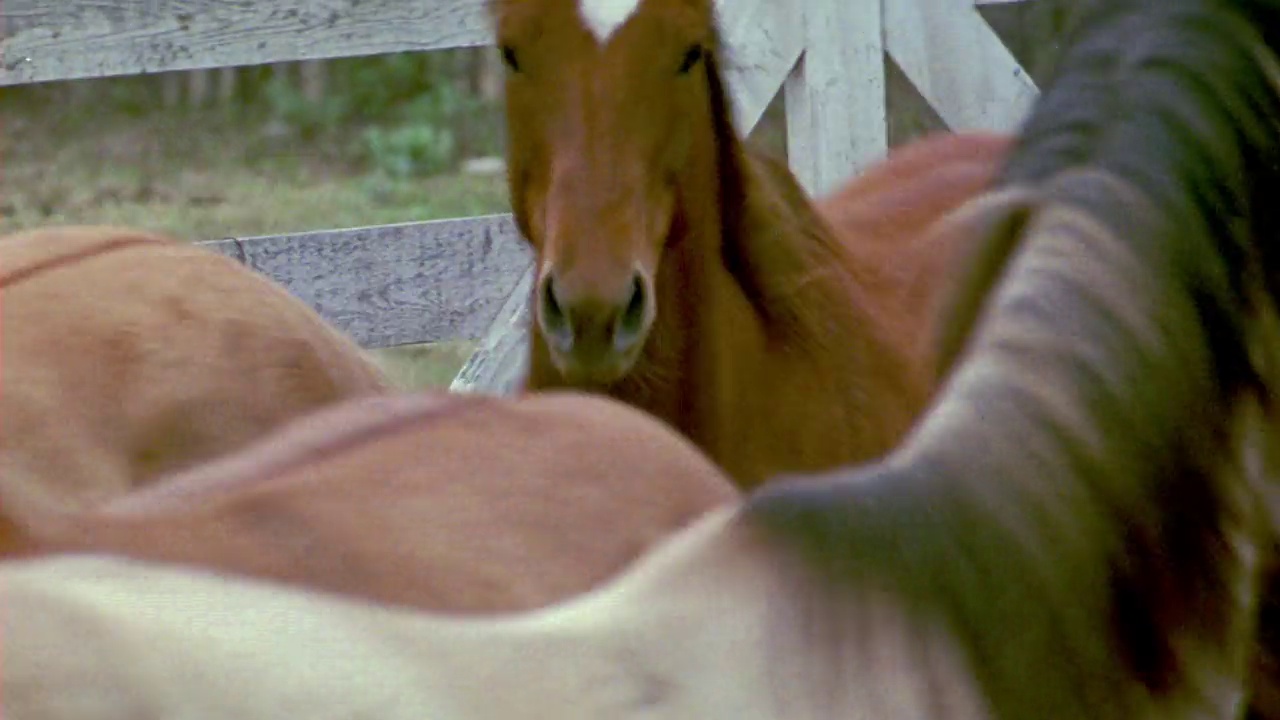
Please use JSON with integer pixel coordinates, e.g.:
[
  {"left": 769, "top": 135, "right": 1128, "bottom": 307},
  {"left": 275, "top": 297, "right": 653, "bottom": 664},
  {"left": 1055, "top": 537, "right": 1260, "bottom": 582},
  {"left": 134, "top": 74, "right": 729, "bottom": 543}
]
[
  {"left": 0, "top": 226, "right": 392, "bottom": 519},
  {"left": 2, "top": 389, "right": 738, "bottom": 613},
  {"left": 492, "top": 0, "right": 1011, "bottom": 488},
  {"left": 5, "top": 0, "right": 1276, "bottom": 717}
]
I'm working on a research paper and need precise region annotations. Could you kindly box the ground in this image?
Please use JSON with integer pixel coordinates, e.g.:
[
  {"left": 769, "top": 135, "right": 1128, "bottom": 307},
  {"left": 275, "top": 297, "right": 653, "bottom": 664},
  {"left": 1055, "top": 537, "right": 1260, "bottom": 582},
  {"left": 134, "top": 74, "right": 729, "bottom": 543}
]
[{"left": 0, "top": 104, "right": 511, "bottom": 389}]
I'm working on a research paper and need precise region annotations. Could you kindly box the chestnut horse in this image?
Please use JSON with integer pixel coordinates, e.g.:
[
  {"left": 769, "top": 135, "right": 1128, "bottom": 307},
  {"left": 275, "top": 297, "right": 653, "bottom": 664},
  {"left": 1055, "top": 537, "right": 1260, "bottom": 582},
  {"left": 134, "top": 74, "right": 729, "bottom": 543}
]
[
  {"left": 493, "top": 0, "right": 1011, "bottom": 487},
  {"left": 1, "top": 389, "right": 738, "bottom": 612},
  {"left": 0, "top": 226, "right": 392, "bottom": 516},
  {"left": 5, "top": 0, "right": 1277, "bottom": 717}
]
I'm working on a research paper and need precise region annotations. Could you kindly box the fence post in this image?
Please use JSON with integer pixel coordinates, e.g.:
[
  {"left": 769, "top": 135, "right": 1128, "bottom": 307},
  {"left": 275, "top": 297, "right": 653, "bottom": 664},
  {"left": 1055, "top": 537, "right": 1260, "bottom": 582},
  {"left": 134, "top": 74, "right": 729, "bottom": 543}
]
[{"left": 784, "top": 0, "right": 888, "bottom": 196}]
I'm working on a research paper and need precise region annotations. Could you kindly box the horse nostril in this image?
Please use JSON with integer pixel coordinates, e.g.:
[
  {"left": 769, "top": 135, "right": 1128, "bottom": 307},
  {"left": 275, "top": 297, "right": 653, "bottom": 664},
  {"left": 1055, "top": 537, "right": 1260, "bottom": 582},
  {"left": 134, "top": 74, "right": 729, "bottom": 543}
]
[
  {"left": 614, "top": 273, "right": 648, "bottom": 351},
  {"left": 538, "top": 272, "right": 574, "bottom": 351}
]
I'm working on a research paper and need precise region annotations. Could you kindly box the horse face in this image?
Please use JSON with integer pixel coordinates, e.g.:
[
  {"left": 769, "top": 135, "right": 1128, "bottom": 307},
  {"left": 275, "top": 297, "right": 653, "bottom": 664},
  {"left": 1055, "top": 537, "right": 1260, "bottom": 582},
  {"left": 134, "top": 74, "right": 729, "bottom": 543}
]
[{"left": 491, "top": 0, "right": 717, "bottom": 385}]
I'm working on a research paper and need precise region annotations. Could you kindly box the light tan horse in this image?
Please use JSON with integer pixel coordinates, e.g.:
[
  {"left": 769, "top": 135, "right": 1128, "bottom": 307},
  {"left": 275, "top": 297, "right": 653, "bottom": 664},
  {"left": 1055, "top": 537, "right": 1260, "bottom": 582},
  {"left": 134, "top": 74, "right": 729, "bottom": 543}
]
[
  {"left": 4, "top": 390, "right": 738, "bottom": 613},
  {"left": 5, "top": 1, "right": 1277, "bottom": 717},
  {"left": 494, "top": 0, "right": 1011, "bottom": 488},
  {"left": 0, "top": 226, "right": 392, "bottom": 523}
]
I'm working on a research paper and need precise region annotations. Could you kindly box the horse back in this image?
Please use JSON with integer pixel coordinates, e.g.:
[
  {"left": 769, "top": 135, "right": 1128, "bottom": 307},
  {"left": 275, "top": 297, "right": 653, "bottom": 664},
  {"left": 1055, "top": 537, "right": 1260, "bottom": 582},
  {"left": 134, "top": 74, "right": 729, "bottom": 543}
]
[
  {"left": 21, "top": 391, "right": 740, "bottom": 613},
  {"left": 0, "top": 225, "right": 392, "bottom": 510}
]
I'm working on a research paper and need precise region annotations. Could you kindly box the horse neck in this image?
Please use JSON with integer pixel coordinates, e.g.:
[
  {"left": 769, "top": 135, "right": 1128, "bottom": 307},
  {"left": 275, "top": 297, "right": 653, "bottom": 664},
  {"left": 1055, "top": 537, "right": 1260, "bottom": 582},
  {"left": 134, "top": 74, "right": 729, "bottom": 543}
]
[
  {"left": 614, "top": 137, "right": 924, "bottom": 469},
  {"left": 724, "top": 146, "right": 930, "bottom": 415},
  {"left": 892, "top": 190, "right": 1265, "bottom": 717},
  {"left": 729, "top": 148, "right": 892, "bottom": 350}
]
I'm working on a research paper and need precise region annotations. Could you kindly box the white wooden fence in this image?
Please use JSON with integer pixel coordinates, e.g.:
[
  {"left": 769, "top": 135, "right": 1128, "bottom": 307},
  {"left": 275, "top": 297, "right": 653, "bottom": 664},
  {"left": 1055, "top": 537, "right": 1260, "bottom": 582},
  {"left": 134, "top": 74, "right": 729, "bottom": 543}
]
[{"left": 0, "top": 0, "right": 1039, "bottom": 393}]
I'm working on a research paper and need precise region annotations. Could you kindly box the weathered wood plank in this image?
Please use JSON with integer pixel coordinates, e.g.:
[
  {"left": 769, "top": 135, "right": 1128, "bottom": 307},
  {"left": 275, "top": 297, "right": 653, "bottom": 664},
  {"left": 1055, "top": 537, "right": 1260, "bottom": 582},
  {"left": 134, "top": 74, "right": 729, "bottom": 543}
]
[
  {"left": 885, "top": 0, "right": 1039, "bottom": 132},
  {"left": 449, "top": 264, "right": 533, "bottom": 395},
  {"left": 783, "top": 0, "right": 887, "bottom": 196},
  {"left": 0, "top": 0, "right": 805, "bottom": 126},
  {"left": 196, "top": 214, "right": 532, "bottom": 350},
  {"left": 0, "top": 0, "right": 490, "bottom": 86}
]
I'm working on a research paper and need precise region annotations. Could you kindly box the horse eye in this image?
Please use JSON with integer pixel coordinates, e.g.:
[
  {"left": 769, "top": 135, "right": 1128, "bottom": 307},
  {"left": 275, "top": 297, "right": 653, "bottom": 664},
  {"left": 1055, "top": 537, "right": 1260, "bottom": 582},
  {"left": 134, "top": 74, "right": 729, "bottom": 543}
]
[
  {"left": 677, "top": 44, "right": 703, "bottom": 75},
  {"left": 501, "top": 45, "right": 520, "bottom": 72}
]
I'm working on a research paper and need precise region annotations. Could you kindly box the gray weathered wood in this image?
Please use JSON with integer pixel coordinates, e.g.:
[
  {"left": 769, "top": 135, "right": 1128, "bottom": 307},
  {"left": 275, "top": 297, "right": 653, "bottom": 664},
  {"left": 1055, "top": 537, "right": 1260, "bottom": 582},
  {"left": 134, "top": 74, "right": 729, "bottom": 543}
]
[
  {"left": 1, "top": 0, "right": 491, "bottom": 86},
  {"left": 449, "top": 264, "right": 534, "bottom": 395},
  {"left": 196, "top": 214, "right": 532, "bottom": 349},
  {"left": 0, "top": 0, "right": 808, "bottom": 102}
]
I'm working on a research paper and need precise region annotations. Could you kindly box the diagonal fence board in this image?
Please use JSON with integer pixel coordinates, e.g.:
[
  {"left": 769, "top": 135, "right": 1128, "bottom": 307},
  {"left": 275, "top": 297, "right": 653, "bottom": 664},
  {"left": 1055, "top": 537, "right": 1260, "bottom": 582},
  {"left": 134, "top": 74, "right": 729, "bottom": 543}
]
[
  {"left": 0, "top": 0, "right": 491, "bottom": 85},
  {"left": 196, "top": 214, "right": 532, "bottom": 350},
  {"left": 449, "top": 266, "right": 534, "bottom": 395},
  {"left": 886, "top": 0, "right": 1039, "bottom": 132}
]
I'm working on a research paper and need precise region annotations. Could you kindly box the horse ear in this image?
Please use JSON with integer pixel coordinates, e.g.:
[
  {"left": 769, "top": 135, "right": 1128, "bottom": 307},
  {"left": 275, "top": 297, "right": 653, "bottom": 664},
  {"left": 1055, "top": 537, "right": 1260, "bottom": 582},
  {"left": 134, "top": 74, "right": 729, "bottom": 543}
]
[{"left": 928, "top": 186, "right": 1041, "bottom": 381}]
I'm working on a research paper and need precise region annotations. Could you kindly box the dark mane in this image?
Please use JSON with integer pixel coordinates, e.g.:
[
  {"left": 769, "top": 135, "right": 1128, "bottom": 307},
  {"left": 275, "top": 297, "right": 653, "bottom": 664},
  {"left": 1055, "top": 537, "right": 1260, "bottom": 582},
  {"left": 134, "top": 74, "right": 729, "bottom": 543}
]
[
  {"left": 745, "top": 1, "right": 1280, "bottom": 717},
  {"left": 700, "top": 33, "right": 763, "bottom": 313},
  {"left": 999, "top": 0, "right": 1280, "bottom": 303},
  {"left": 702, "top": 26, "right": 861, "bottom": 343}
]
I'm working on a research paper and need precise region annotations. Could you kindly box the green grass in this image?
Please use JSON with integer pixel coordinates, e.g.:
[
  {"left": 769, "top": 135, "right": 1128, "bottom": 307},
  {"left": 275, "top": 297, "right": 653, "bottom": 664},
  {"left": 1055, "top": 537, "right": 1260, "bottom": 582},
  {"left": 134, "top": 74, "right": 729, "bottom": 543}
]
[{"left": 0, "top": 107, "right": 510, "bottom": 389}]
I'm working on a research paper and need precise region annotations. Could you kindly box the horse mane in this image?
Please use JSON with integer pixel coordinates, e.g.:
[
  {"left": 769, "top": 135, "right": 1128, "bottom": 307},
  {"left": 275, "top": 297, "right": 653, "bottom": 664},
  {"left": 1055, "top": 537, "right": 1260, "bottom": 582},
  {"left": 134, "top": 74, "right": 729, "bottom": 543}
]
[
  {"left": 703, "top": 32, "right": 866, "bottom": 348},
  {"left": 934, "top": 0, "right": 1280, "bottom": 381},
  {"left": 744, "top": 0, "right": 1280, "bottom": 716}
]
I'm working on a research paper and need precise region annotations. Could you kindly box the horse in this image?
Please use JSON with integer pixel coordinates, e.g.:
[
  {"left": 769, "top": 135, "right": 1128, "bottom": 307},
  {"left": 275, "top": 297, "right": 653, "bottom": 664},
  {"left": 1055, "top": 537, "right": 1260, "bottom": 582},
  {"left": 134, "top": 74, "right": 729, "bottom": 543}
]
[
  {"left": 1, "top": 389, "right": 738, "bottom": 613},
  {"left": 492, "top": 0, "right": 1013, "bottom": 488},
  {"left": 5, "top": 1, "right": 1280, "bottom": 717},
  {"left": 0, "top": 226, "right": 392, "bottom": 528}
]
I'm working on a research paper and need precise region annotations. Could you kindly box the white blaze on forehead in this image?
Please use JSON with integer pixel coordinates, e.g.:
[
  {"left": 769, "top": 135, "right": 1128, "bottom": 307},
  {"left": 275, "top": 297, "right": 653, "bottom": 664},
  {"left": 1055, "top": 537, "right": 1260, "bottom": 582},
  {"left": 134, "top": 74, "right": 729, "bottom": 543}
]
[{"left": 576, "top": 0, "right": 644, "bottom": 44}]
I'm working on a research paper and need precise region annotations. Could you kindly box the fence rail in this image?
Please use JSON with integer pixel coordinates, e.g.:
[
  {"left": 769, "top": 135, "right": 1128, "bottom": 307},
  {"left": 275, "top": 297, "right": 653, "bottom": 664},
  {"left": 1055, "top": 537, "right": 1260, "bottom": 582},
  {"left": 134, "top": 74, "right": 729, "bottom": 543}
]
[
  {"left": 196, "top": 215, "right": 528, "bottom": 349},
  {"left": 1, "top": 0, "right": 1038, "bottom": 393}
]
